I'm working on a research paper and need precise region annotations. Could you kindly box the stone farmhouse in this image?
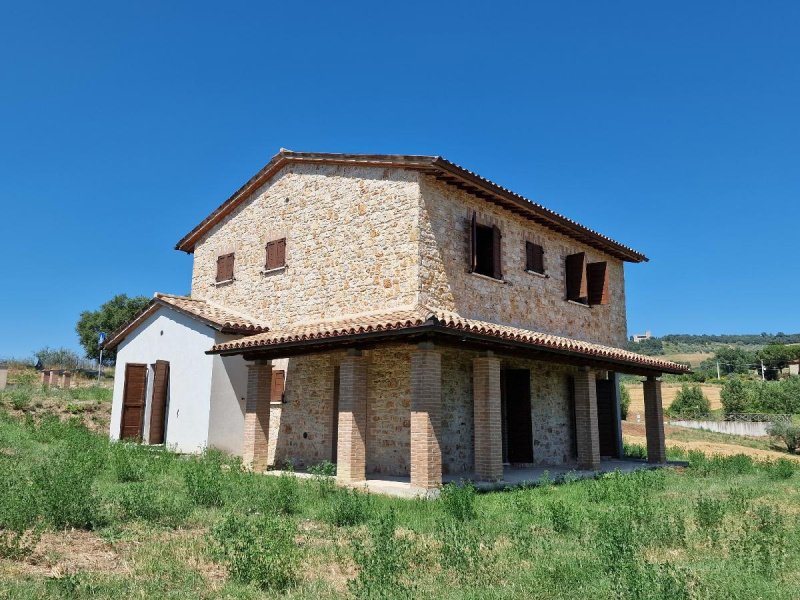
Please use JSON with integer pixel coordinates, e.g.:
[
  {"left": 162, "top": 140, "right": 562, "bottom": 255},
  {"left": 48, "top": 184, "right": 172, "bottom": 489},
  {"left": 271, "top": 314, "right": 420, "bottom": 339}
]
[{"left": 105, "top": 150, "right": 687, "bottom": 492}]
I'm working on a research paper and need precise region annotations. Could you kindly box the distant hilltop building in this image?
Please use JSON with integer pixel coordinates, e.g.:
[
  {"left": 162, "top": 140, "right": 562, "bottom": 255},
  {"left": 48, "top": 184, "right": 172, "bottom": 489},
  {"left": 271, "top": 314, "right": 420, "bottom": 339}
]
[{"left": 631, "top": 331, "right": 652, "bottom": 343}]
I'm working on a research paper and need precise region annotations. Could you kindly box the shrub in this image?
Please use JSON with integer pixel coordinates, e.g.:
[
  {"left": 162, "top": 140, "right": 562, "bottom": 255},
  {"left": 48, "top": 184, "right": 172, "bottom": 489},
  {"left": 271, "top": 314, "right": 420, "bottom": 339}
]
[
  {"left": 436, "top": 520, "right": 496, "bottom": 585},
  {"left": 766, "top": 421, "right": 800, "bottom": 453},
  {"left": 733, "top": 505, "right": 787, "bottom": 577},
  {"left": 623, "top": 443, "right": 647, "bottom": 460},
  {"left": 694, "top": 497, "right": 725, "bottom": 530},
  {"left": 348, "top": 509, "right": 411, "bottom": 599},
  {"left": 308, "top": 460, "right": 336, "bottom": 477},
  {"left": 183, "top": 450, "right": 231, "bottom": 508},
  {"left": 211, "top": 511, "right": 299, "bottom": 592},
  {"left": 720, "top": 376, "right": 749, "bottom": 415},
  {"left": 0, "top": 460, "right": 42, "bottom": 559},
  {"left": 439, "top": 482, "right": 476, "bottom": 521},
  {"left": 5, "top": 388, "right": 33, "bottom": 411},
  {"left": 547, "top": 500, "right": 579, "bottom": 534},
  {"left": 667, "top": 384, "right": 710, "bottom": 418},
  {"left": 766, "top": 458, "right": 795, "bottom": 480},
  {"left": 619, "top": 385, "right": 631, "bottom": 420},
  {"left": 325, "top": 488, "right": 372, "bottom": 527},
  {"left": 272, "top": 471, "right": 299, "bottom": 515},
  {"left": 109, "top": 442, "right": 151, "bottom": 482},
  {"left": 113, "top": 480, "right": 192, "bottom": 527}
]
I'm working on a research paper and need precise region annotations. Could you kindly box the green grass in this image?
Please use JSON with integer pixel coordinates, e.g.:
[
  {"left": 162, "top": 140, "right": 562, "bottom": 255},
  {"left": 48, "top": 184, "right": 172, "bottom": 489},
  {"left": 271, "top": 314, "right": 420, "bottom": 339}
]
[{"left": 0, "top": 409, "right": 799, "bottom": 599}]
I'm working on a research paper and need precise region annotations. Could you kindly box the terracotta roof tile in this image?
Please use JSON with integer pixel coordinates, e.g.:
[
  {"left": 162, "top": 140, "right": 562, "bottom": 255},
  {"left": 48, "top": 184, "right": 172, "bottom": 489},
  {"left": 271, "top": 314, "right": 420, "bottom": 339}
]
[
  {"left": 103, "top": 293, "right": 268, "bottom": 350},
  {"left": 210, "top": 306, "right": 687, "bottom": 374}
]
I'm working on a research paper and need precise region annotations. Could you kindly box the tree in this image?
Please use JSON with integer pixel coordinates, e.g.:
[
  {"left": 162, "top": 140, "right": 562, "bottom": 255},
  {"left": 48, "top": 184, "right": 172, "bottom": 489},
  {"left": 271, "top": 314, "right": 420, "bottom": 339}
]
[
  {"left": 720, "top": 376, "right": 749, "bottom": 415},
  {"left": 756, "top": 344, "right": 800, "bottom": 380},
  {"left": 667, "top": 384, "right": 710, "bottom": 418},
  {"left": 33, "top": 347, "right": 81, "bottom": 369},
  {"left": 619, "top": 385, "right": 631, "bottom": 420},
  {"left": 711, "top": 347, "right": 756, "bottom": 376},
  {"left": 76, "top": 294, "right": 150, "bottom": 362}
]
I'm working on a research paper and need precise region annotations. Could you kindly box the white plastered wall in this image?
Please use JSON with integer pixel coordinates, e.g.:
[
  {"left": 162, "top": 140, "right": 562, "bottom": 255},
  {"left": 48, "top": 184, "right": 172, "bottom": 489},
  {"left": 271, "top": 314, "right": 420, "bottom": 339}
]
[{"left": 110, "top": 308, "right": 216, "bottom": 453}]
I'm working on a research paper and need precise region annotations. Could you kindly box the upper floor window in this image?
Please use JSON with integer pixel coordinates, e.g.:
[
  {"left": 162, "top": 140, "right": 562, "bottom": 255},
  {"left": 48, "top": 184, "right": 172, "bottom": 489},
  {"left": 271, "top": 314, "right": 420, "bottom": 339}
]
[
  {"left": 470, "top": 211, "right": 502, "bottom": 279},
  {"left": 525, "top": 242, "right": 545, "bottom": 274},
  {"left": 565, "top": 252, "right": 609, "bottom": 305},
  {"left": 265, "top": 238, "right": 287, "bottom": 271},
  {"left": 216, "top": 253, "right": 235, "bottom": 282}
]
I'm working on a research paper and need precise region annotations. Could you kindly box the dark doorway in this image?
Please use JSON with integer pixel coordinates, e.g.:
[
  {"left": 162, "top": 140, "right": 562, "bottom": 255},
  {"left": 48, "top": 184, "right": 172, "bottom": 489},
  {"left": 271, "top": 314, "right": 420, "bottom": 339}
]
[
  {"left": 501, "top": 369, "right": 533, "bottom": 463},
  {"left": 331, "top": 366, "right": 340, "bottom": 463},
  {"left": 120, "top": 363, "right": 147, "bottom": 440},
  {"left": 148, "top": 360, "right": 170, "bottom": 444},
  {"left": 596, "top": 378, "right": 620, "bottom": 458}
]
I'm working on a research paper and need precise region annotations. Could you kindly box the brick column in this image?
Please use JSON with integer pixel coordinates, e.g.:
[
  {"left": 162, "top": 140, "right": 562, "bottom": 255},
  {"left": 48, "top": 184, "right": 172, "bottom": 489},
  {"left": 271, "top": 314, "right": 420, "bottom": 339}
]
[
  {"left": 473, "top": 353, "right": 503, "bottom": 482},
  {"left": 643, "top": 376, "right": 667, "bottom": 464},
  {"left": 243, "top": 360, "right": 272, "bottom": 472},
  {"left": 337, "top": 350, "right": 368, "bottom": 485},
  {"left": 0, "top": 366, "right": 7, "bottom": 391},
  {"left": 574, "top": 367, "right": 601, "bottom": 470},
  {"left": 61, "top": 371, "right": 72, "bottom": 389},
  {"left": 49, "top": 370, "right": 60, "bottom": 388},
  {"left": 410, "top": 343, "right": 442, "bottom": 489},
  {"left": 41, "top": 370, "right": 50, "bottom": 386}
]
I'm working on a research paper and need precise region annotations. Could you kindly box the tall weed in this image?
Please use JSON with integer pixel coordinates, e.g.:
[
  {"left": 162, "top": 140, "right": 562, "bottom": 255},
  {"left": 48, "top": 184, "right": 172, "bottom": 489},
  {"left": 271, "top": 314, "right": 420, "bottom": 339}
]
[
  {"left": 349, "top": 509, "right": 412, "bottom": 599},
  {"left": 439, "top": 482, "right": 476, "bottom": 521}
]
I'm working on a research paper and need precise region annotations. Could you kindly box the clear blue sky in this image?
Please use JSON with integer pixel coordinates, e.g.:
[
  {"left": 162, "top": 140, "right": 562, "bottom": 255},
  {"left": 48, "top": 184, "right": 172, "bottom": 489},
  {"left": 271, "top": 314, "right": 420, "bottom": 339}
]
[{"left": 1, "top": 1, "right": 799, "bottom": 359}]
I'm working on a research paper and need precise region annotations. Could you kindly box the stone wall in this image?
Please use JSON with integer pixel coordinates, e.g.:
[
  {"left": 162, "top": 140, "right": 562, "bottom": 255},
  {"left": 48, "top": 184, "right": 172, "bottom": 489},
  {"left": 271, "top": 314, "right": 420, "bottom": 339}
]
[
  {"left": 191, "top": 163, "right": 421, "bottom": 328},
  {"left": 266, "top": 345, "right": 579, "bottom": 475},
  {"left": 417, "top": 175, "right": 629, "bottom": 348}
]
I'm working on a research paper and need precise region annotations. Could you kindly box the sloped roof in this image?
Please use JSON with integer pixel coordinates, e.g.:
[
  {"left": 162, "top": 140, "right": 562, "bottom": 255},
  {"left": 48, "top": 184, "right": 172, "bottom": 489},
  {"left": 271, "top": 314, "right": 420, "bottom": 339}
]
[
  {"left": 176, "top": 150, "right": 648, "bottom": 262},
  {"left": 103, "top": 293, "right": 268, "bottom": 350},
  {"left": 209, "top": 306, "right": 687, "bottom": 375}
]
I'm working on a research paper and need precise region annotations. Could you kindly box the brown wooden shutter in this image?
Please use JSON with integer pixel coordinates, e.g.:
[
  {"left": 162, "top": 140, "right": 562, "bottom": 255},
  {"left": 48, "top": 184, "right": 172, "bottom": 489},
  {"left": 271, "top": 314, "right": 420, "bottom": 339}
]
[
  {"left": 526, "top": 242, "right": 544, "bottom": 274},
  {"left": 120, "top": 364, "right": 147, "bottom": 440},
  {"left": 148, "top": 360, "right": 170, "bottom": 444},
  {"left": 271, "top": 369, "right": 285, "bottom": 403},
  {"left": 565, "top": 252, "right": 588, "bottom": 301},
  {"left": 469, "top": 211, "right": 477, "bottom": 272},
  {"left": 492, "top": 225, "right": 502, "bottom": 279},
  {"left": 265, "top": 241, "right": 277, "bottom": 269},
  {"left": 276, "top": 238, "right": 286, "bottom": 267},
  {"left": 217, "top": 253, "right": 234, "bottom": 282},
  {"left": 587, "top": 261, "right": 610, "bottom": 305}
]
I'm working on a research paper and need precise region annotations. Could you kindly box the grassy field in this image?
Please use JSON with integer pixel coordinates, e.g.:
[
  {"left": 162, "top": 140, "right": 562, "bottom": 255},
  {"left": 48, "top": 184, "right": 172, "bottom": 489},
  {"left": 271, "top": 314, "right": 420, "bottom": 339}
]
[
  {"left": 661, "top": 352, "right": 715, "bottom": 367},
  {"left": 1, "top": 403, "right": 799, "bottom": 599},
  {"left": 624, "top": 382, "right": 723, "bottom": 417}
]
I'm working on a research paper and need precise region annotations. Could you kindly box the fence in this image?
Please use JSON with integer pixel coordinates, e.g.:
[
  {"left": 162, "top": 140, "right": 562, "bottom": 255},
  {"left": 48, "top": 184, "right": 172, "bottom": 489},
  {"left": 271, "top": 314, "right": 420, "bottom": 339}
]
[{"left": 668, "top": 413, "right": 792, "bottom": 437}]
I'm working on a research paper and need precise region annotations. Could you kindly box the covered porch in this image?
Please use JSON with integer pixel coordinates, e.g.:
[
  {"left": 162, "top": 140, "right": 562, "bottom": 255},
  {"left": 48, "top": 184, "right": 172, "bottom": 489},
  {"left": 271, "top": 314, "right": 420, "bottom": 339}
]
[{"left": 210, "top": 308, "right": 684, "bottom": 494}]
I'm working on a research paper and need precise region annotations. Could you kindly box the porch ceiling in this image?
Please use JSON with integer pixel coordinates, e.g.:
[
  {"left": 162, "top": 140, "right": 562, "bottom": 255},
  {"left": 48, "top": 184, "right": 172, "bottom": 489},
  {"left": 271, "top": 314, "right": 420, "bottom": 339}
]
[{"left": 208, "top": 307, "right": 688, "bottom": 377}]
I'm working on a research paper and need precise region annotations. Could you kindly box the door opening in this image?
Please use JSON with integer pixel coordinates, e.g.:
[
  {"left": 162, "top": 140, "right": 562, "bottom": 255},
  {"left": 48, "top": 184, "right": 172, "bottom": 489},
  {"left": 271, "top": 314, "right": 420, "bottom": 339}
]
[
  {"left": 331, "top": 366, "right": 340, "bottom": 463},
  {"left": 501, "top": 369, "right": 533, "bottom": 463},
  {"left": 148, "top": 360, "right": 170, "bottom": 444},
  {"left": 596, "top": 378, "right": 620, "bottom": 458}
]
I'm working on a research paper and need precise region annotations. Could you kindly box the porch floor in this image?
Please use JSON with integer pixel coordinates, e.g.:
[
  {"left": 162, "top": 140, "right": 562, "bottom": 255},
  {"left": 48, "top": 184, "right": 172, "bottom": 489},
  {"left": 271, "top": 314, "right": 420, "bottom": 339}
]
[{"left": 268, "top": 459, "right": 681, "bottom": 499}]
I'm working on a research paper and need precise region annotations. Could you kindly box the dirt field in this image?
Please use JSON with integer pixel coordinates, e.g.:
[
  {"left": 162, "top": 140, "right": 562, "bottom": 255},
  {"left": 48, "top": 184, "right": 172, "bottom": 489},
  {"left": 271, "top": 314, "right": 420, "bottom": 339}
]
[
  {"left": 661, "top": 352, "right": 714, "bottom": 367},
  {"left": 624, "top": 382, "right": 722, "bottom": 417}
]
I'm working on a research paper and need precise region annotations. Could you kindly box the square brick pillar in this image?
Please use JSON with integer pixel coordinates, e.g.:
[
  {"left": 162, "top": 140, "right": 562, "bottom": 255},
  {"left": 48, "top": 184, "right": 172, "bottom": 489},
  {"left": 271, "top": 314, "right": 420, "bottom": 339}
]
[
  {"left": 643, "top": 376, "right": 667, "bottom": 464},
  {"left": 49, "top": 370, "right": 60, "bottom": 388},
  {"left": 61, "top": 371, "right": 72, "bottom": 389},
  {"left": 243, "top": 360, "right": 272, "bottom": 472},
  {"left": 574, "top": 367, "right": 601, "bottom": 470},
  {"left": 473, "top": 353, "right": 503, "bottom": 482},
  {"left": 336, "top": 350, "right": 368, "bottom": 485},
  {"left": 410, "top": 343, "right": 442, "bottom": 489},
  {"left": 41, "top": 370, "right": 50, "bottom": 386}
]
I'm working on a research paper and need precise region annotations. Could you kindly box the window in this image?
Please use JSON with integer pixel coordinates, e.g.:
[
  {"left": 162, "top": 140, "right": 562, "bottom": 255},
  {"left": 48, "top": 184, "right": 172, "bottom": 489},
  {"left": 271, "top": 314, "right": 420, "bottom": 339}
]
[
  {"left": 526, "top": 242, "right": 545, "bottom": 274},
  {"left": 470, "top": 211, "right": 502, "bottom": 279},
  {"left": 216, "top": 253, "right": 234, "bottom": 282},
  {"left": 265, "top": 238, "right": 286, "bottom": 270},
  {"left": 565, "top": 252, "right": 609, "bottom": 305}
]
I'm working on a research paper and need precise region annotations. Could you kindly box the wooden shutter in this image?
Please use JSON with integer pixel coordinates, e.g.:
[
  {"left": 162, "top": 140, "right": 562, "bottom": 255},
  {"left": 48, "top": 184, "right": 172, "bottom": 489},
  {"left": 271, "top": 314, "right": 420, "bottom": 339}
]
[
  {"left": 526, "top": 242, "right": 544, "bottom": 274},
  {"left": 217, "top": 253, "right": 234, "bottom": 282},
  {"left": 492, "top": 225, "right": 503, "bottom": 279},
  {"left": 565, "top": 252, "right": 588, "bottom": 301},
  {"left": 469, "top": 211, "right": 477, "bottom": 272},
  {"left": 148, "top": 360, "right": 169, "bottom": 444},
  {"left": 271, "top": 369, "right": 285, "bottom": 403},
  {"left": 266, "top": 239, "right": 287, "bottom": 270},
  {"left": 120, "top": 364, "right": 147, "bottom": 440},
  {"left": 587, "top": 261, "right": 610, "bottom": 305}
]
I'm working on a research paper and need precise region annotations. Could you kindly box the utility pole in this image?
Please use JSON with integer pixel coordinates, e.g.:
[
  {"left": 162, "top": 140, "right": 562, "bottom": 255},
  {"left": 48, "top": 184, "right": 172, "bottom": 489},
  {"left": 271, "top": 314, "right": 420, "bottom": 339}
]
[
  {"left": 761, "top": 359, "right": 766, "bottom": 382},
  {"left": 717, "top": 361, "right": 721, "bottom": 380}
]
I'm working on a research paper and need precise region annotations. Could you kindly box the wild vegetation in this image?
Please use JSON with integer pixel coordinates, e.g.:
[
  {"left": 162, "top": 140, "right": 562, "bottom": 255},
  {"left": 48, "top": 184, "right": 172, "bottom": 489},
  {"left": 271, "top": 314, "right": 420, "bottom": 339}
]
[
  {"left": 1, "top": 407, "right": 799, "bottom": 599},
  {"left": 75, "top": 293, "right": 150, "bottom": 363}
]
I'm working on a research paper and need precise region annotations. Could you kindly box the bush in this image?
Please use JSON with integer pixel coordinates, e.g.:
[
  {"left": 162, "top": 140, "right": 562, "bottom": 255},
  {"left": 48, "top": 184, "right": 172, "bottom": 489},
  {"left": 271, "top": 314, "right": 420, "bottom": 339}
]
[
  {"left": 720, "top": 376, "right": 749, "bottom": 415},
  {"left": 546, "top": 500, "right": 579, "bottom": 534},
  {"left": 183, "top": 450, "right": 232, "bottom": 508},
  {"left": 349, "top": 509, "right": 411, "bottom": 599},
  {"left": 308, "top": 460, "right": 336, "bottom": 477},
  {"left": 439, "top": 482, "right": 476, "bottom": 521},
  {"left": 113, "top": 480, "right": 192, "bottom": 527},
  {"left": 766, "top": 421, "right": 800, "bottom": 453},
  {"left": 694, "top": 497, "right": 726, "bottom": 530},
  {"left": 733, "top": 505, "right": 787, "bottom": 577},
  {"left": 109, "top": 442, "right": 152, "bottom": 482},
  {"left": 667, "top": 384, "right": 710, "bottom": 418},
  {"left": 211, "top": 511, "right": 299, "bottom": 592},
  {"left": 436, "top": 520, "right": 497, "bottom": 585},
  {"left": 325, "top": 488, "right": 372, "bottom": 527},
  {"left": 619, "top": 385, "right": 631, "bottom": 420},
  {"left": 623, "top": 443, "right": 647, "bottom": 460},
  {"left": 4, "top": 387, "right": 33, "bottom": 411},
  {"left": 272, "top": 471, "right": 299, "bottom": 515},
  {"left": 766, "top": 458, "right": 795, "bottom": 480}
]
